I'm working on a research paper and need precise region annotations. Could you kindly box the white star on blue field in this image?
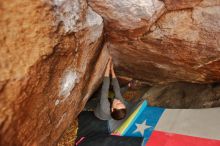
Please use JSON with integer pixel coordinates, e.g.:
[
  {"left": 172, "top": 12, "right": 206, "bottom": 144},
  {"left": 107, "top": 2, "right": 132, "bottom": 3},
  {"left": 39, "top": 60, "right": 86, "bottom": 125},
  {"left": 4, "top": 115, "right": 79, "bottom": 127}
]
[
  {"left": 133, "top": 120, "right": 151, "bottom": 136},
  {"left": 124, "top": 105, "right": 164, "bottom": 139}
]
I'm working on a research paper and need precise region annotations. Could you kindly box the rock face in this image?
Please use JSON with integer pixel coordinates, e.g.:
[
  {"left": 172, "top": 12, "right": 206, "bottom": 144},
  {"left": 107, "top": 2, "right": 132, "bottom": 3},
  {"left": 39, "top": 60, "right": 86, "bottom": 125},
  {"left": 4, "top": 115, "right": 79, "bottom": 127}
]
[
  {"left": 163, "top": 0, "right": 203, "bottom": 10},
  {"left": 142, "top": 82, "right": 220, "bottom": 108},
  {"left": 89, "top": 0, "right": 220, "bottom": 84},
  {"left": 0, "top": 0, "right": 107, "bottom": 145},
  {"left": 1, "top": 0, "right": 220, "bottom": 145}
]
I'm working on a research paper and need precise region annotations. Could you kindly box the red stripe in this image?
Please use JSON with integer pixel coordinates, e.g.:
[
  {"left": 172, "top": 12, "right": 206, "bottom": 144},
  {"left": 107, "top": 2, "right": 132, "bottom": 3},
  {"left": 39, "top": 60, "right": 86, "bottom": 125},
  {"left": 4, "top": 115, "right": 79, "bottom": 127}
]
[{"left": 146, "top": 131, "right": 220, "bottom": 146}]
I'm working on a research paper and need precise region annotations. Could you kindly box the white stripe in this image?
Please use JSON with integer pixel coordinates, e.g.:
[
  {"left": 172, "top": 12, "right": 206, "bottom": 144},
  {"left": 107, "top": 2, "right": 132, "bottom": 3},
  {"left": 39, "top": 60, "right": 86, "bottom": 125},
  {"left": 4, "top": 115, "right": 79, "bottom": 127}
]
[{"left": 155, "top": 108, "right": 220, "bottom": 140}]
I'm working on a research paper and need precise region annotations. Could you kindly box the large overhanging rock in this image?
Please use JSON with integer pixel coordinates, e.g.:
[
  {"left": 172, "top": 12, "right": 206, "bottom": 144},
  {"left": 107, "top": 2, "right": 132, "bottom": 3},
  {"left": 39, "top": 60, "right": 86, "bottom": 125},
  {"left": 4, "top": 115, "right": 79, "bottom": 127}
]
[
  {"left": 89, "top": 0, "right": 220, "bottom": 84},
  {"left": 163, "top": 0, "right": 203, "bottom": 10},
  {"left": 1, "top": 0, "right": 220, "bottom": 145},
  {"left": 89, "top": 0, "right": 166, "bottom": 38},
  {"left": 0, "top": 0, "right": 106, "bottom": 145}
]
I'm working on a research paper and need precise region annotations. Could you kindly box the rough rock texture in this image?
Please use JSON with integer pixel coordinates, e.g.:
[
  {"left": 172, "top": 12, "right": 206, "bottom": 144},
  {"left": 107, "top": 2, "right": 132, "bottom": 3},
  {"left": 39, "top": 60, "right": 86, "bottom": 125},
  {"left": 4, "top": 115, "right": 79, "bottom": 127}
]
[
  {"left": 0, "top": 0, "right": 107, "bottom": 145},
  {"left": 1, "top": 0, "right": 220, "bottom": 145},
  {"left": 89, "top": 0, "right": 220, "bottom": 84},
  {"left": 89, "top": 0, "right": 166, "bottom": 38},
  {"left": 163, "top": 0, "right": 203, "bottom": 10},
  {"left": 143, "top": 82, "right": 220, "bottom": 108}
]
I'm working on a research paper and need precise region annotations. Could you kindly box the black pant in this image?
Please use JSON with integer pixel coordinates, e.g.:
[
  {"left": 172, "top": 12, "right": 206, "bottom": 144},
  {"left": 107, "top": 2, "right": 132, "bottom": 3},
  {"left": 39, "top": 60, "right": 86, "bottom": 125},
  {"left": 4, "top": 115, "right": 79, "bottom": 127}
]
[{"left": 76, "top": 111, "right": 143, "bottom": 146}]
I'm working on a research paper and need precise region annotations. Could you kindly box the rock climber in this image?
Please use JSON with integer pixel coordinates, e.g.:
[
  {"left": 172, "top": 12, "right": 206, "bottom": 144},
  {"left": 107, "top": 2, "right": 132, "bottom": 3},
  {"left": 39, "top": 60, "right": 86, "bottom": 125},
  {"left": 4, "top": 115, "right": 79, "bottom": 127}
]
[
  {"left": 94, "top": 57, "right": 127, "bottom": 121},
  {"left": 75, "top": 58, "right": 144, "bottom": 146}
]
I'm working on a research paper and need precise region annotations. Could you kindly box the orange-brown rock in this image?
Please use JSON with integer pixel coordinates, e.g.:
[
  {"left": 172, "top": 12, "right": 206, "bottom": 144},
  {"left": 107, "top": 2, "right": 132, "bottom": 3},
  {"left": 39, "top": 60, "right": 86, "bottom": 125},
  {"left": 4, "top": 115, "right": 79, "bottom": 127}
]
[
  {"left": 163, "top": 0, "right": 202, "bottom": 10},
  {"left": 89, "top": 0, "right": 220, "bottom": 84},
  {"left": 1, "top": 0, "right": 220, "bottom": 145},
  {"left": 89, "top": 0, "right": 166, "bottom": 38},
  {"left": 0, "top": 0, "right": 107, "bottom": 145}
]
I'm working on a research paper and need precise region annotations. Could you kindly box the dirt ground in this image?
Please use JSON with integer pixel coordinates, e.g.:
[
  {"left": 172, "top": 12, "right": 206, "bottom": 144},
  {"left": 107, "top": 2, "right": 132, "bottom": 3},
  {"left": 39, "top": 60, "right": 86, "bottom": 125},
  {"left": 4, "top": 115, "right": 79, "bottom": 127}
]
[{"left": 57, "top": 120, "right": 78, "bottom": 146}]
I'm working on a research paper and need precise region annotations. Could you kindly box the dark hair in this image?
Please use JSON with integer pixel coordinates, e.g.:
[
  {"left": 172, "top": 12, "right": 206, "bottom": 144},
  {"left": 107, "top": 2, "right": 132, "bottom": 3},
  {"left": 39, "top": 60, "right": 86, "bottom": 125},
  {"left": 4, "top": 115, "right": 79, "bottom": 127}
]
[
  {"left": 109, "top": 98, "right": 127, "bottom": 120},
  {"left": 111, "top": 108, "right": 127, "bottom": 120}
]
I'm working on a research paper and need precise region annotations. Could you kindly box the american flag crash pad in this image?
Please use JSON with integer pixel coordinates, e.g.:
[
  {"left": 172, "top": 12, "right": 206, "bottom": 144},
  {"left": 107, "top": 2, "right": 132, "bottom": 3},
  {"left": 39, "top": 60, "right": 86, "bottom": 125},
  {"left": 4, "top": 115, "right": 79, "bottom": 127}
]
[{"left": 112, "top": 100, "right": 220, "bottom": 146}]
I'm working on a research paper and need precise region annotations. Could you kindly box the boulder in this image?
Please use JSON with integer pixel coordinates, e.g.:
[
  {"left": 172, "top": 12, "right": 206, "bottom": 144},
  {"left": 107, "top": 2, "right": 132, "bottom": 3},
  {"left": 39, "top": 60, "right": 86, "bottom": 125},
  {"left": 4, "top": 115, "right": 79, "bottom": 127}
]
[
  {"left": 0, "top": 0, "right": 106, "bottom": 145},
  {"left": 1, "top": 0, "right": 220, "bottom": 145},
  {"left": 89, "top": 0, "right": 166, "bottom": 38},
  {"left": 142, "top": 82, "right": 220, "bottom": 108},
  {"left": 163, "top": 0, "right": 202, "bottom": 10},
  {"left": 89, "top": 0, "right": 220, "bottom": 84}
]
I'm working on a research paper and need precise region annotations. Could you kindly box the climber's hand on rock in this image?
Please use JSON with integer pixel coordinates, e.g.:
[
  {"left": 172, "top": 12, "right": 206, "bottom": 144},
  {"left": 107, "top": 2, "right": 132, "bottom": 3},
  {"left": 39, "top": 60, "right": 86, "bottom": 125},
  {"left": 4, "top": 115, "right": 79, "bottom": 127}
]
[
  {"left": 105, "top": 58, "right": 111, "bottom": 77},
  {"left": 111, "top": 60, "right": 116, "bottom": 78}
]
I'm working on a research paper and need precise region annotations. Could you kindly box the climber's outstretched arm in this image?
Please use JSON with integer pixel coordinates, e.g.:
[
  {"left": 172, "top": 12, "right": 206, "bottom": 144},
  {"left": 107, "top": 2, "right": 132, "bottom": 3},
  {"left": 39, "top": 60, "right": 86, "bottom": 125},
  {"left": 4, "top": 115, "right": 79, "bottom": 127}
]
[
  {"left": 102, "top": 60, "right": 111, "bottom": 102},
  {"left": 111, "top": 62, "right": 125, "bottom": 103},
  {"left": 96, "top": 59, "right": 111, "bottom": 118},
  {"left": 104, "top": 59, "right": 111, "bottom": 77}
]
